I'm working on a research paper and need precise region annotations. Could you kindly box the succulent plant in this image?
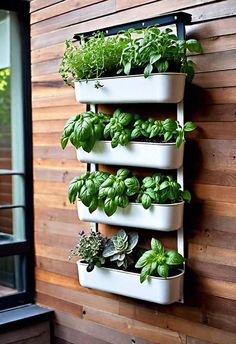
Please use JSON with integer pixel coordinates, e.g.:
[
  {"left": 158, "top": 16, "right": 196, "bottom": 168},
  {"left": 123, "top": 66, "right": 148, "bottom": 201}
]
[
  {"left": 102, "top": 229, "right": 139, "bottom": 269},
  {"left": 69, "top": 229, "right": 106, "bottom": 272}
]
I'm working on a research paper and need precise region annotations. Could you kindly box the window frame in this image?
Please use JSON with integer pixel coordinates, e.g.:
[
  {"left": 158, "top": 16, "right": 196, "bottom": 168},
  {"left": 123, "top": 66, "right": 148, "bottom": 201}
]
[{"left": 0, "top": 0, "right": 34, "bottom": 310}]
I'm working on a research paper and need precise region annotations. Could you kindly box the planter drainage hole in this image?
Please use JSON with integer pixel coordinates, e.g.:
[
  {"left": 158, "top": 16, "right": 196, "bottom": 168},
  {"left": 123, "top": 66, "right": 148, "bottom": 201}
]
[
  {"left": 83, "top": 310, "right": 86, "bottom": 315},
  {"left": 131, "top": 339, "right": 136, "bottom": 343}
]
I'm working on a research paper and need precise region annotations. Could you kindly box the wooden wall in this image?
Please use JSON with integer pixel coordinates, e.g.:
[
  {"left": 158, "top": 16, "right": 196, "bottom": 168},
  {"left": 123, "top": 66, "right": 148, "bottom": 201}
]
[{"left": 31, "top": 1, "right": 236, "bottom": 343}]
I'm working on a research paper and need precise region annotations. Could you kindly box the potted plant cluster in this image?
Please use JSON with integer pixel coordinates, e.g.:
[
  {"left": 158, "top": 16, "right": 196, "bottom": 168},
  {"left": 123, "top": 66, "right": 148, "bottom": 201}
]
[
  {"left": 68, "top": 168, "right": 190, "bottom": 231},
  {"left": 61, "top": 108, "right": 196, "bottom": 169},
  {"left": 69, "top": 229, "right": 185, "bottom": 304},
  {"left": 59, "top": 26, "right": 202, "bottom": 103}
]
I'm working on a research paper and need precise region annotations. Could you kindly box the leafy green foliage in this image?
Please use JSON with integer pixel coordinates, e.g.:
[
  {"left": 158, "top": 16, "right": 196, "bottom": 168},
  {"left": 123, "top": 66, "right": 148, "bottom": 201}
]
[
  {"left": 103, "top": 108, "right": 137, "bottom": 148},
  {"left": 102, "top": 229, "right": 139, "bottom": 269},
  {"left": 120, "top": 26, "right": 203, "bottom": 81},
  {"left": 135, "top": 238, "right": 185, "bottom": 282},
  {"left": 69, "top": 229, "right": 106, "bottom": 271},
  {"left": 61, "top": 110, "right": 196, "bottom": 151},
  {"left": 68, "top": 171, "right": 110, "bottom": 213},
  {"left": 61, "top": 111, "right": 110, "bottom": 152},
  {"left": 136, "top": 174, "right": 191, "bottom": 209},
  {"left": 132, "top": 117, "right": 196, "bottom": 148},
  {"left": 60, "top": 27, "right": 202, "bottom": 85},
  {"left": 59, "top": 33, "right": 131, "bottom": 86},
  {"left": 0, "top": 68, "right": 11, "bottom": 145},
  {"left": 68, "top": 169, "right": 191, "bottom": 215}
]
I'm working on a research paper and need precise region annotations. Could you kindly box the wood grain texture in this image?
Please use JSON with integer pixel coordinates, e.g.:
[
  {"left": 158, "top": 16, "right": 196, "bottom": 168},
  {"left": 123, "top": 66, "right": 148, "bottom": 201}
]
[{"left": 31, "top": 1, "right": 236, "bottom": 343}]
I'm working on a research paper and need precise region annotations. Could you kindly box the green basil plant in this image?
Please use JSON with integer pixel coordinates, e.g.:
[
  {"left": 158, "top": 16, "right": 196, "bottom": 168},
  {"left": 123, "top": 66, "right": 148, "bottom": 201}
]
[
  {"left": 68, "top": 169, "right": 191, "bottom": 216},
  {"left": 61, "top": 109, "right": 196, "bottom": 151}
]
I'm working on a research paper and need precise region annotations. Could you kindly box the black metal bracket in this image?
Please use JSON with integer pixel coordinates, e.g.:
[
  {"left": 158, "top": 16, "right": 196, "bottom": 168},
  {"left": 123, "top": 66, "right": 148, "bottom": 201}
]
[{"left": 74, "top": 11, "right": 191, "bottom": 41}]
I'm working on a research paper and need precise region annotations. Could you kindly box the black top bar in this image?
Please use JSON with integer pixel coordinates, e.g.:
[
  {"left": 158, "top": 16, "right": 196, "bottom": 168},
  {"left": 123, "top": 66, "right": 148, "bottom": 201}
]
[{"left": 74, "top": 12, "right": 192, "bottom": 40}]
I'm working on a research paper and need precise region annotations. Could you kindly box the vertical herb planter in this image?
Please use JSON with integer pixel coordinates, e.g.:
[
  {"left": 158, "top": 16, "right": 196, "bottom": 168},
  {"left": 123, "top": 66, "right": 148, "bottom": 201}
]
[
  {"left": 77, "top": 201, "right": 184, "bottom": 231},
  {"left": 77, "top": 141, "right": 184, "bottom": 169},
  {"left": 77, "top": 261, "right": 184, "bottom": 304},
  {"left": 74, "top": 73, "right": 186, "bottom": 104}
]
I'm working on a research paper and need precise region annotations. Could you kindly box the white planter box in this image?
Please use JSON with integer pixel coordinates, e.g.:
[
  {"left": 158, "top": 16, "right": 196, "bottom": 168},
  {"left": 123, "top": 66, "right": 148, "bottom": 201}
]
[
  {"left": 74, "top": 73, "right": 186, "bottom": 104},
  {"left": 77, "top": 141, "right": 184, "bottom": 169},
  {"left": 77, "top": 201, "right": 184, "bottom": 231},
  {"left": 77, "top": 261, "right": 184, "bottom": 304}
]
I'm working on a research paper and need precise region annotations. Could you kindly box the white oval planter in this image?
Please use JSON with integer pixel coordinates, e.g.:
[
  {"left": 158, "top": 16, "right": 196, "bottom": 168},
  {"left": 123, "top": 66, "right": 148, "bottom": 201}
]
[
  {"left": 77, "top": 261, "right": 184, "bottom": 305},
  {"left": 74, "top": 73, "right": 186, "bottom": 104},
  {"left": 77, "top": 201, "right": 184, "bottom": 231},
  {"left": 77, "top": 141, "right": 184, "bottom": 169}
]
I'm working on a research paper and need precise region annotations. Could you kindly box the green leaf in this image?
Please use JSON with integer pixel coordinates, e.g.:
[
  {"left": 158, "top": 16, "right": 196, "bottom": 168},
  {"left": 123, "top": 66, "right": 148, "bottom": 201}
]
[
  {"left": 60, "top": 133, "right": 69, "bottom": 149},
  {"left": 159, "top": 181, "right": 169, "bottom": 190},
  {"left": 113, "top": 180, "right": 125, "bottom": 196},
  {"left": 186, "top": 39, "right": 203, "bottom": 53},
  {"left": 184, "top": 121, "right": 197, "bottom": 132},
  {"left": 176, "top": 133, "right": 183, "bottom": 148},
  {"left": 119, "top": 112, "right": 133, "bottom": 126},
  {"left": 151, "top": 238, "right": 164, "bottom": 253},
  {"left": 124, "top": 62, "right": 131, "bottom": 75},
  {"left": 141, "top": 193, "right": 152, "bottom": 209},
  {"left": 163, "top": 118, "right": 177, "bottom": 132},
  {"left": 145, "top": 188, "right": 156, "bottom": 200},
  {"left": 140, "top": 264, "right": 151, "bottom": 283},
  {"left": 165, "top": 251, "right": 184, "bottom": 265},
  {"left": 143, "top": 177, "right": 155, "bottom": 188},
  {"left": 88, "top": 198, "right": 98, "bottom": 213},
  {"left": 157, "top": 264, "right": 169, "bottom": 278},
  {"left": 131, "top": 127, "right": 141, "bottom": 139},
  {"left": 118, "top": 195, "right": 129, "bottom": 208},
  {"left": 144, "top": 64, "right": 153, "bottom": 78},
  {"left": 116, "top": 168, "right": 130, "bottom": 180},
  {"left": 150, "top": 54, "right": 161, "bottom": 65},
  {"left": 182, "top": 190, "right": 191, "bottom": 203},
  {"left": 104, "top": 198, "right": 117, "bottom": 216},
  {"left": 157, "top": 60, "right": 168, "bottom": 73},
  {"left": 164, "top": 131, "right": 173, "bottom": 142}
]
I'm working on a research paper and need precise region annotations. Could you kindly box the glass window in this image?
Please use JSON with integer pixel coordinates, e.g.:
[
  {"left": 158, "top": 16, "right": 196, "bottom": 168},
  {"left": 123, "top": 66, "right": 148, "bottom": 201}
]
[{"left": 0, "top": 2, "right": 33, "bottom": 310}]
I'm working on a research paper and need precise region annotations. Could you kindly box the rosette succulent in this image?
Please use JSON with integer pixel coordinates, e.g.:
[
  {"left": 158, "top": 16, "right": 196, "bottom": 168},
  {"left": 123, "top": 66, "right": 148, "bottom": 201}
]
[
  {"left": 69, "top": 229, "right": 106, "bottom": 272},
  {"left": 102, "top": 229, "right": 139, "bottom": 269}
]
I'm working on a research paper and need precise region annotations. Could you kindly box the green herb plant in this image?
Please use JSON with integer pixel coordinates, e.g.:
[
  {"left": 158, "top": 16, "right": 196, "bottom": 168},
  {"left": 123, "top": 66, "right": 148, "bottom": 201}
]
[
  {"left": 59, "top": 33, "right": 131, "bottom": 86},
  {"left": 68, "top": 171, "right": 109, "bottom": 213},
  {"left": 135, "top": 238, "right": 185, "bottom": 282},
  {"left": 131, "top": 117, "right": 196, "bottom": 148},
  {"left": 61, "top": 111, "right": 110, "bottom": 152},
  {"left": 69, "top": 229, "right": 106, "bottom": 272},
  {"left": 61, "top": 110, "right": 196, "bottom": 151},
  {"left": 102, "top": 229, "right": 139, "bottom": 268},
  {"left": 119, "top": 26, "right": 202, "bottom": 81},
  {"left": 60, "top": 27, "right": 202, "bottom": 86},
  {"left": 68, "top": 169, "right": 190, "bottom": 216},
  {"left": 103, "top": 108, "right": 137, "bottom": 148},
  {"left": 137, "top": 174, "right": 191, "bottom": 209},
  {"left": 98, "top": 168, "right": 140, "bottom": 216}
]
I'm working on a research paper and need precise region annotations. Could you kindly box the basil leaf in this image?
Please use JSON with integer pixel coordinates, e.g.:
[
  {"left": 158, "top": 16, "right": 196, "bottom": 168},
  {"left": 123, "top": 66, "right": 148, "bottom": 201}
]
[
  {"left": 165, "top": 251, "right": 184, "bottom": 265},
  {"left": 116, "top": 168, "right": 130, "bottom": 180},
  {"left": 141, "top": 193, "right": 152, "bottom": 209},
  {"left": 157, "top": 264, "right": 169, "bottom": 278},
  {"left": 151, "top": 238, "right": 164, "bottom": 253},
  {"left": 104, "top": 198, "right": 117, "bottom": 216},
  {"left": 183, "top": 121, "right": 197, "bottom": 132},
  {"left": 144, "top": 64, "right": 153, "bottom": 78},
  {"left": 140, "top": 264, "right": 151, "bottom": 283},
  {"left": 182, "top": 190, "right": 191, "bottom": 203}
]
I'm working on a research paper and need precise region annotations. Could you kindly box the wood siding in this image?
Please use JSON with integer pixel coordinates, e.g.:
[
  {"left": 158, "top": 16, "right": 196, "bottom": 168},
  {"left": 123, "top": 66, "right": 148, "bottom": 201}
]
[{"left": 31, "top": 1, "right": 236, "bottom": 343}]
